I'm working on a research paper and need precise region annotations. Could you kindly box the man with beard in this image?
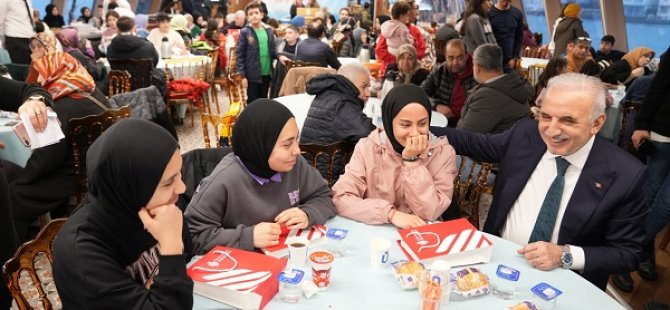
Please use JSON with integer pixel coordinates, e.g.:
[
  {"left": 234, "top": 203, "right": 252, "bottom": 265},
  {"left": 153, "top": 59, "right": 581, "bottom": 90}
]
[{"left": 421, "top": 39, "right": 477, "bottom": 126}]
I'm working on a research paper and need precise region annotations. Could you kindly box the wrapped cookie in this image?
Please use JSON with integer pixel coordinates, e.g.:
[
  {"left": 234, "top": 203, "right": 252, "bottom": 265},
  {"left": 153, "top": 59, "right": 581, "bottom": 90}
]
[
  {"left": 391, "top": 260, "right": 425, "bottom": 290},
  {"left": 449, "top": 267, "right": 490, "bottom": 298}
]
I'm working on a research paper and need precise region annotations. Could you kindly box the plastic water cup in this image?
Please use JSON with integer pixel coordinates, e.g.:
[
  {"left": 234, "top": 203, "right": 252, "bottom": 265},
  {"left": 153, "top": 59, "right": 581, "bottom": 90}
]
[{"left": 369, "top": 238, "right": 391, "bottom": 268}]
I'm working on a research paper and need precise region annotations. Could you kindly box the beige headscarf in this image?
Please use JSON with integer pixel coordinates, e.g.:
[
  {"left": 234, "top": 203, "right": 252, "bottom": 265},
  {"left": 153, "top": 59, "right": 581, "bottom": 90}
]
[
  {"left": 622, "top": 47, "right": 655, "bottom": 70},
  {"left": 396, "top": 43, "right": 420, "bottom": 84}
]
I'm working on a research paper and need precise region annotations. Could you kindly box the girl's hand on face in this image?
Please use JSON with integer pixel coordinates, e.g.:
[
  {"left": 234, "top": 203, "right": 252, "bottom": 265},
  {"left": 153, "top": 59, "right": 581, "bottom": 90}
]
[
  {"left": 138, "top": 204, "right": 184, "bottom": 255},
  {"left": 402, "top": 134, "right": 429, "bottom": 159}
]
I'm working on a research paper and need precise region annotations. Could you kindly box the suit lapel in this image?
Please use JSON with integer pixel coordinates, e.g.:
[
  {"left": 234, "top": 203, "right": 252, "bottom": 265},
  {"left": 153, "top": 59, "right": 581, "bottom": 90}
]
[
  {"left": 490, "top": 130, "right": 546, "bottom": 233},
  {"left": 558, "top": 138, "right": 616, "bottom": 244}
]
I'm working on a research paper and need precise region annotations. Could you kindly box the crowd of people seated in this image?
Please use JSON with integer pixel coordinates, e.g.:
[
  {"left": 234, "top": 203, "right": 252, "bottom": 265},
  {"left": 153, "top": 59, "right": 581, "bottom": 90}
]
[{"left": 0, "top": 0, "right": 669, "bottom": 308}]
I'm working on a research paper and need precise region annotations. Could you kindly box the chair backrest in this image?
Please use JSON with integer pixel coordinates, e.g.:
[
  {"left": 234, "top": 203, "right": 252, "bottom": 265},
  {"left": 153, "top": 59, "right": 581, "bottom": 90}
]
[
  {"left": 2, "top": 219, "right": 67, "bottom": 310},
  {"left": 286, "top": 60, "right": 322, "bottom": 71},
  {"left": 527, "top": 64, "right": 546, "bottom": 87},
  {"left": 300, "top": 142, "right": 356, "bottom": 187},
  {"left": 108, "top": 58, "right": 154, "bottom": 91},
  {"left": 618, "top": 100, "right": 642, "bottom": 151},
  {"left": 227, "top": 47, "right": 237, "bottom": 74},
  {"left": 433, "top": 38, "right": 447, "bottom": 62},
  {"left": 107, "top": 70, "right": 131, "bottom": 97},
  {"left": 68, "top": 106, "right": 131, "bottom": 203},
  {"left": 201, "top": 113, "right": 237, "bottom": 148},
  {"left": 453, "top": 156, "right": 496, "bottom": 229},
  {"left": 522, "top": 46, "right": 549, "bottom": 59},
  {"left": 164, "top": 57, "right": 207, "bottom": 82}
]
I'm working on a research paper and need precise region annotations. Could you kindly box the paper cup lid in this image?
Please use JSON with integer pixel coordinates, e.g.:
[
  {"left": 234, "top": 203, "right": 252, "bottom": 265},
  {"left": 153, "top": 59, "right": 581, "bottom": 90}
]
[{"left": 309, "top": 251, "right": 334, "bottom": 264}]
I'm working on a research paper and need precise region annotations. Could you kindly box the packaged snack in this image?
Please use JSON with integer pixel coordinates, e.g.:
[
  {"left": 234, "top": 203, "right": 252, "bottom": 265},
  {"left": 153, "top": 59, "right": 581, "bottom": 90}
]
[
  {"left": 507, "top": 301, "right": 539, "bottom": 310},
  {"left": 449, "top": 267, "right": 490, "bottom": 298},
  {"left": 391, "top": 260, "right": 425, "bottom": 289}
]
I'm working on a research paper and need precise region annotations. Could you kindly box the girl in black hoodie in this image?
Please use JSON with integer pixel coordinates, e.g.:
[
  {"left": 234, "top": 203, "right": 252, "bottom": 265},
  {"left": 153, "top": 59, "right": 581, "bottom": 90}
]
[{"left": 53, "top": 119, "right": 193, "bottom": 309}]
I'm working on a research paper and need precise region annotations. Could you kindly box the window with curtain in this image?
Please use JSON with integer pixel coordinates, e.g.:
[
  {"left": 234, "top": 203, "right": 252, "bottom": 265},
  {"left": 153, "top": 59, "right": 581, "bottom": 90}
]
[
  {"left": 417, "top": 0, "right": 464, "bottom": 24},
  {"left": 32, "top": 0, "right": 53, "bottom": 22},
  {"left": 521, "top": 0, "right": 548, "bottom": 46},
  {"left": 623, "top": 1, "right": 670, "bottom": 55},
  {"left": 559, "top": 0, "right": 603, "bottom": 44}
]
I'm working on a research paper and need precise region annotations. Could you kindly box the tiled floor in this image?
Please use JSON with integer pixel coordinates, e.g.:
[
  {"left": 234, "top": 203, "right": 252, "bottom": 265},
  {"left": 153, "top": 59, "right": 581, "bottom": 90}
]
[{"left": 175, "top": 89, "right": 231, "bottom": 153}]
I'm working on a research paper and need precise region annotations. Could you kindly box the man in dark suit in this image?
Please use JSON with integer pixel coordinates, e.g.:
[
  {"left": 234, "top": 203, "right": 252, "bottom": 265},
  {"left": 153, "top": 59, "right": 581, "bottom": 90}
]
[{"left": 431, "top": 73, "right": 647, "bottom": 290}]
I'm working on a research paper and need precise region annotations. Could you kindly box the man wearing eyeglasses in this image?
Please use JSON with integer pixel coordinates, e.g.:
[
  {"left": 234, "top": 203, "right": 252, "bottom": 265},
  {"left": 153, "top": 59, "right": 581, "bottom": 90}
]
[{"left": 566, "top": 36, "right": 592, "bottom": 73}]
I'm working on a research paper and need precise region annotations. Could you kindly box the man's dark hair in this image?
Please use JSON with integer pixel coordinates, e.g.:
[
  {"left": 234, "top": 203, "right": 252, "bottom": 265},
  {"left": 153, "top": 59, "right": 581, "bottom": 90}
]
[
  {"left": 156, "top": 12, "right": 171, "bottom": 23},
  {"left": 267, "top": 18, "right": 279, "bottom": 28},
  {"left": 340, "top": 8, "right": 350, "bottom": 15},
  {"left": 391, "top": 1, "right": 411, "bottom": 20},
  {"left": 107, "top": 2, "right": 119, "bottom": 10},
  {"left": 245, "top": 2, "right": 263, "bottom": 15},
  {"left": 601, "top": 34, "right": 615, "bottom": 45},
  {"left": 116, "top": 16, "right": 135, "bottom": 32},
  {"left": 307, "top": 20, "right": 325, "bottom": 38}
]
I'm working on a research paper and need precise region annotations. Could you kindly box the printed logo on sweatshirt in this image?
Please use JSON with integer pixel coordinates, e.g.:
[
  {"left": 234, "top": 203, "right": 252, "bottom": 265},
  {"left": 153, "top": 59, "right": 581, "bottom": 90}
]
[
  {"left": 288, "top": 190, "right": 300, "bottom": 205},
  {"left": 125, "top": 243, "right": 160, "bottom": 288}
]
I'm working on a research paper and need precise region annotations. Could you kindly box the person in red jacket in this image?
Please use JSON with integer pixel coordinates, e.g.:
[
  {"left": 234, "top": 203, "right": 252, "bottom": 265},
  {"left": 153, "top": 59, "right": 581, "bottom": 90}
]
[{"left": 375, "top": 0, "right": 425, "bottom": 72}]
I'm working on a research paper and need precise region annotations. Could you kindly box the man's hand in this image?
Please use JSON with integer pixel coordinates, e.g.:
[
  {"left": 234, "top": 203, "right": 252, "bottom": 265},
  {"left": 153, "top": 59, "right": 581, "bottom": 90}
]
[
  {"left": 508, "top": 58, "right": 518, "bottom": 69},
  {"left": 390, "top": 211, "right": 426, "bottom": 229},
  {"left": 275, "top": 207, "right": 309, "bottom": 230},
  {"left": 138, "top": 205, "right": 184, "bottom": 255},
  {"left": 253, "top": 222, "right": 282, "bottom": 248},
  {"left": 517, "top": 242, "right": 563, "bottom": 271},
  {"left": 18, "top": 98, "right": 48, "bottom": 132},
  {"left": 402, "top": 135, "right": 429, "bottom": 159},
  {"left": 435, "top": 104, "right": 453, "bottom": 117},
  {"left": 631, "top": 130, "right": 650, "bottom": 149},
  {"left": 241, "top": 77, "right": 248, "bottom": 90},
  {"left": 278, "top": 55, "right": 291, "bottom": 65}
]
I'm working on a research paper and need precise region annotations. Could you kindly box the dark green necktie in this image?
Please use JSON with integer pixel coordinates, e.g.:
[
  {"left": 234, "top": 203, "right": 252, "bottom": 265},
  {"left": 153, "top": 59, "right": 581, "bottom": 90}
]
[{"left": 528, "top": 157, "right": 570, "bottom": 243}]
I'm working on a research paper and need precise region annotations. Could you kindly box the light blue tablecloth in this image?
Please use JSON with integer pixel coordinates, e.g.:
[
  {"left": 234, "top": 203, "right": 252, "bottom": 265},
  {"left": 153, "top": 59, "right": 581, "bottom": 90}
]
[
  {"left": 0, "top": 118, "right": 32, "bottom": 168},
  {"left": 193, "top": 216, "right": 623, "bottom": 309}
]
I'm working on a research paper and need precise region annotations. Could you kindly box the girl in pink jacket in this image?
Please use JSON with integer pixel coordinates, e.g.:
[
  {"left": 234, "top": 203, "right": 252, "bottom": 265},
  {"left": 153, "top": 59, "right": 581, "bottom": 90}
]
[{"left": 332, "top": 84, "right": 457, "bottom": 229}]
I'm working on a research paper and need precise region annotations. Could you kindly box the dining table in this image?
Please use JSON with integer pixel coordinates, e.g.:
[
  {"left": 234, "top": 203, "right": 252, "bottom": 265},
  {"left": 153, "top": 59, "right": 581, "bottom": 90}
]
[
  {"left": 273, "top": 94, "right": 448, "bottom": 132},
  {"left": 193, "top": 216, "right": 624, "bottom": 309}
]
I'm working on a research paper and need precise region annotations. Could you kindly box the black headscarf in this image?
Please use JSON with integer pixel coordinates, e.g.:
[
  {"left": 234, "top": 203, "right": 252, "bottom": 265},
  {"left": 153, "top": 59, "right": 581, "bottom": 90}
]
[
  {"left": 232, "top": 99, "right": 295, "bottom": 179},
  {"left": 381, "top": 84, "right": 432, "bottom": 155},
  {"left": 84, "top": 118, "right": 181, "bottom": 264},
  {"left": 43, "top": 4, "right": 64, "bottom": 28}
]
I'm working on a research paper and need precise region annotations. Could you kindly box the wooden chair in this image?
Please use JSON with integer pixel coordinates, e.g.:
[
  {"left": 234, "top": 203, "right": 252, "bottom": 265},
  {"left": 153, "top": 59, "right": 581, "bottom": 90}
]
[
  {"left": 69, "top": 106, "right": 131, "bottom": 203},
  {"left": 433, "top": 38, "right": 447, "bottom": 64},
  {"left": 453, "top": 156, "right": 495, "bottom": 229},
  {"left": 107, "top": 70, "right": 131, "bottom": 97},
  {"left": 205, "top": 49, "right": 221, "bottom": 114},
  {"left": 526, "top": 64, "right": 546, "bottom": 87},
  {"left": 108, "top": 58, "right": 154, "bottom": 91},
  {"left": 201, "top": 113, "right": 237, "bottom": 148},
  {"left": 617, "top": 100, "right": 642, "bottom": 152},
  {"left": 2, "top": 219, "right": 67, "bottom": 310},
  {"left": 279, "top": 66, "right": 337, "bottom": 96},
  {"left": 300, "top": 142, "right": 356, "bottom": 187},
  {"left": 286, "top": 60, "right": 322, "bottom": 71},
  {"left": 521, "top": 46, "right": 549, "bottom": 59},
  {"left": 164, "top": 57, "right": 208, "bottom": 127}
]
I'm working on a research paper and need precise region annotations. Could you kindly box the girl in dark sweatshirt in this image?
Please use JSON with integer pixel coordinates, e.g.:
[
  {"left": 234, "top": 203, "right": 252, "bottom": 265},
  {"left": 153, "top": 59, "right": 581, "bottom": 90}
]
[{"left": 53, "top": 119, "right": 193, "bottom": 310}]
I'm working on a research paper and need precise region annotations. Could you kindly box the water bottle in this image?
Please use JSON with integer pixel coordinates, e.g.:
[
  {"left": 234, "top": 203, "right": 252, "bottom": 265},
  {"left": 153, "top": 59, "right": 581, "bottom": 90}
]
[
  {"left": 358, "top": 48, "right": 370, "bottom": 63},
  {"left": 161, "top": 37, "right": 172, "bottom": 59}
]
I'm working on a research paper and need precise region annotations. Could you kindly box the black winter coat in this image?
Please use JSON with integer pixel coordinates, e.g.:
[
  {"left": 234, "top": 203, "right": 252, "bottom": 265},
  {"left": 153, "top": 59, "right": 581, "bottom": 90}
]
[{"left": 300, "top": 74, "right": 375, "bottom": 144}]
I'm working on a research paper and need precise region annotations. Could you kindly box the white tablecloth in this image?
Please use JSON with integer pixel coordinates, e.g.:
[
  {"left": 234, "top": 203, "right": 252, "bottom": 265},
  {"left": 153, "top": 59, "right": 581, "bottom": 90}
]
[
  {"left": 274, "top": 94, "right": 448, "bottom": 132},
  {"left": 521, "top": 57, "right": 549, "bottom": 69},
  {"left": 193, "top": 216, "right": 623, "bottom": 309}
]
